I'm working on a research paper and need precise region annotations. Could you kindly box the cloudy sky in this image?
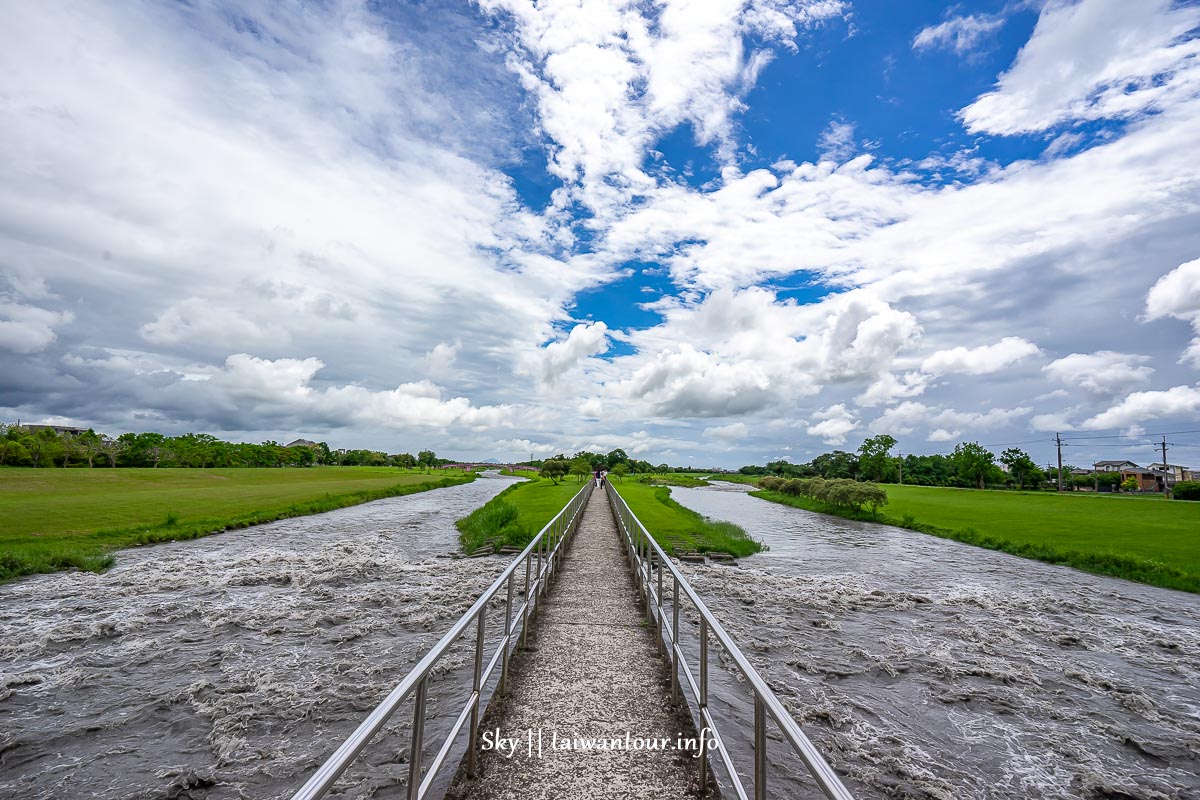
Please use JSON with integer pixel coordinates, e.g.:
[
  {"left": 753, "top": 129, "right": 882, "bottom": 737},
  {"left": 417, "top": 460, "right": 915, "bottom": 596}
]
[{"left": 2, "top": 0, "right": 1200, "bottom": 468}]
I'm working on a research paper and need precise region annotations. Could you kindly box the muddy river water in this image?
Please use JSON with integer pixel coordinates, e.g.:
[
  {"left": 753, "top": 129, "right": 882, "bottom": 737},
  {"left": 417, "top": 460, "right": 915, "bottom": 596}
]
[
  {"left": 669, "top": 482, "right": 1200, "bottom": 800},
  {"left": 0, "top": 473, "right": 523, "bottom": 800},
  {"left": 2, "top": 476, "right": 1198, "bottom": 800}
]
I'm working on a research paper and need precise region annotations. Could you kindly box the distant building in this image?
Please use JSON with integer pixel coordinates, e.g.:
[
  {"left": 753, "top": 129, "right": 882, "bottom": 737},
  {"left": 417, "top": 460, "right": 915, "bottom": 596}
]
[
  {"left": 1093, "top": 459, "right": 1139, "bottom": 473},
  {"left": 1120, "top": 467, "right": 1172, "bottom": 493},
  {"left": 20, "top": 423, "right": 90, "bottom": 436},
  {"left": 285, "top": 439, "right": 320, "bottom": 448},
  {"left": 1148, "top": 463, "right": 1189, "bottom": 482}
]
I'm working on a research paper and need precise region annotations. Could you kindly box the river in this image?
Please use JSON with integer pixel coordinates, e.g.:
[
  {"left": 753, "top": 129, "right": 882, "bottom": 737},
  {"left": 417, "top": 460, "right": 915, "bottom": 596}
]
[
  {"left": 668, "top": 481, "right": 1200, "bottom": 800},
  {"left": 0, "top": 472, "right": 522, "bottom": 800}
]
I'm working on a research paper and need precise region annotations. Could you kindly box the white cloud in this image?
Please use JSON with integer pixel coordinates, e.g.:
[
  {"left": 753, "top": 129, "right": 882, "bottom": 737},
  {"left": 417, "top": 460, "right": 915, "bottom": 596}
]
[
  {"left": 703, "top": 421, "right": 749, "bottom": 441},
  {"left": 855, "top": 371, "right": 930, "bottom": 407},
  {"left": 868, "top": 401, "right": 930, "bottom": 436},
  {"left": 921, "top": 337, "right": 1041, "bottom": 376},
  {"left": 960, "top": 0, "right": 1200, "bottom": 135},
  {"left": 817, "top": 116, "right": 858, "bottom": 162},
  {"left": 806, "top": 403, "right": 858, "bottom": 445},
  {"left": 1043, "top": 351, "right": 1155, "bottom": 395},
  {"left": 868, "top": 401, "right": 1030, "bottom": 439},
  {"left": 1145, "top": 257, "right": 1200, "bottom": 366},
  {"left": 526, "top": 322, "right": 610, "bottom": 385},
  {"left": 1081, "top": 384, "right": 1200, "bottom": 429},
  {"left": 913, "top": 13, "right": 1004, "bottom": 56},
  {"left": 0, "top": 301, "right": 73, "bottom": 354}
]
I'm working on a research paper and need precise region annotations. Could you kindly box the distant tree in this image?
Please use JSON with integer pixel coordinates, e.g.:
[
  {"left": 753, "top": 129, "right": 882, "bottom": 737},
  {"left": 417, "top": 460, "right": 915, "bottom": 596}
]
[
  {"left": 26, "top": 428, "right": 62, "bottom": 468},
  {"left": 809, "top": 451, "right": 857, "bottom": 479},
  {"left": 570, "top": 456, "right": 592, "bottom": 482},
  {"left": 999, "top": 447, "right": 1041, "bottom": 490},
  {"left": 857, "top": 435, "right": 897, "bottom": 482},
  {"left": 541, "top": 459, "right": 569, "bottom": 484},
  {"left": 605, "top": 448, "right": 629, "bottom": 470},
  {"left": 76, "top": 429, "right": 103, "bottom": 468},
  {"left": 610, "top": 462, "right": 630, "bottom": 482},
  {"left": 952, "top": 442, "right": 996, "bottom": 489},
  {"left": 417, "top": 449, "right": 437, "bottom": 472},
  {"left": 1121, "top": 476, "right": 1139, "bottom": 492},
  {"left": 395, "top": 452, "right": 417, "bottom": 469},
  {"left": 98, "top": 435, "right": 126, "bottom": 468}
]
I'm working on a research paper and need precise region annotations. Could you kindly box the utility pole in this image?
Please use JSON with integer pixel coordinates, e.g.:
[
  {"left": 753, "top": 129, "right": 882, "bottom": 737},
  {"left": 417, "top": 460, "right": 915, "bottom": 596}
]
[
  {"left": 1161, "top": 436, "right": 1172, "bottom": 499},
  {"left": 1055, "top": 433, "right": 1064, "bottom": 492}
]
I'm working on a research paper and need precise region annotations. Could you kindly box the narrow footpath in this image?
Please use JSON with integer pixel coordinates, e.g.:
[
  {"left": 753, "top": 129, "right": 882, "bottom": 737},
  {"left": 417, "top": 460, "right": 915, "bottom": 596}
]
[{"left": 448, "top": 489, "right": 700, "bottom": 800}]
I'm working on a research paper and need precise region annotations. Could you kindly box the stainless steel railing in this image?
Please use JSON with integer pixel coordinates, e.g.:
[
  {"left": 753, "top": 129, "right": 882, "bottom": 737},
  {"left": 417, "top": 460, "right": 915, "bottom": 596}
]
[
  {"left": 605, "top": 481, "right": 855, "bottom": 800},
  {"left": 291, "top": 480, "right": 593, "bottom": 800}
]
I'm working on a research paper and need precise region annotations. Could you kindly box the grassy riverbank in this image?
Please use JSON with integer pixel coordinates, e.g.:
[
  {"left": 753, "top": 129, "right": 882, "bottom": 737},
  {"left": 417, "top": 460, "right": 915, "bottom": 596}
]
[
  {"left": 0, "top": 467, "right": 474, "bottom": 582},
  {"left": 751, "top": 484, "right": 1200, "bottom": 593},
  {"left": 456, "top": 476, "right": 585, "bottom": 553},
  {"left": 613, "top": 480, "right": 762, "bottom": 557}
]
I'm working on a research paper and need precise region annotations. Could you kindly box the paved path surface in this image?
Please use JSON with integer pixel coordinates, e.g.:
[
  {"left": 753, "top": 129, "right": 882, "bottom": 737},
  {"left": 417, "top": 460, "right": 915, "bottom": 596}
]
[{"left": 447, "top": 490, "right": 700, "bottom": 800}]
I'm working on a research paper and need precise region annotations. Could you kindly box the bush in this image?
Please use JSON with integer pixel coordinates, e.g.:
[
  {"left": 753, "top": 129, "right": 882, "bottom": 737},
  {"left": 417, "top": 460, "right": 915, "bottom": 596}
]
[
  {"left": 766, "top": 476, "right": 888, "bottom": 515},
  {"left": 1174, "top": 481, "right": 1200, "bottom": 501}
]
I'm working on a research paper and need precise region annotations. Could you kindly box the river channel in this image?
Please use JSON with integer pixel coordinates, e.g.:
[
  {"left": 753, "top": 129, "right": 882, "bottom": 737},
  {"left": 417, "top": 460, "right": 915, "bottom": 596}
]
[
  {"left": 0, "top": 473, "right": 522, "bottom": 800},
  {"left": 669, "top": 481, "right": 1200, "bottom": 800}
]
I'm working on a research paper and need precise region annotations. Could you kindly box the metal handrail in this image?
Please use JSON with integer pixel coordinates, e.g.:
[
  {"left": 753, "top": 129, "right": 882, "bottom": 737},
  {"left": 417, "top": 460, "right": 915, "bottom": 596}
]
[
  {"left": 291, "top": 480, "right": 594, "bottom": 800},
  {"left": 604, "top": 481, "right": 855, "bottom": 800}
]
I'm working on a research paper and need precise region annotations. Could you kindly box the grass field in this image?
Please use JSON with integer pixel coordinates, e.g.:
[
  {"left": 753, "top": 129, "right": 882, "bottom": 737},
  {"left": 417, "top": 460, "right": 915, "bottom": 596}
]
[
  {"left": 456, "top": 476, "right": 587, "bottom": 553},
  {"left": 752, "top": 483, "right": 1200, "bottom": 593},
  {"left": 0, "top": 467, "right": 474, "bottom": 582},
  {"left": 612, "top": 479, "right": 762, "bottom": 557}
]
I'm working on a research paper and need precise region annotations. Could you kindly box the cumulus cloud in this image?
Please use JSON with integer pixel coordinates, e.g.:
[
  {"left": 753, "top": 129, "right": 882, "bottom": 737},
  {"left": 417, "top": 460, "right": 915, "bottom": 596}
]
[
  {"left": 806, "top": 403, "right": 858, "bottom": 445},
  {"left": 960, "top": 0, "right": 1200, "bottom": 135},
  {"left": 921, "top": 337, "right": 1041, "bottom": 376},
  {"left": 1145, "top": 257, "right": 1200, "bottom": 366},
  {"left": 0, "top": 301, "right": 73, "bottom": 355},
  {"left": 526, "top": 322, "right": 610, "bottom": 386},
  {"left": 1042, "top": 351, "right": 1155, "bottom": 395},
  {"left": 703, "top": 421, "right": 749, "bottom": 441},
  {"left": 868, "top": 401, "right": 1030, "bottom": 439},
  {"left": 913, "top": 13, "right": 1004, "bottom": 56},
  {"left": 1081, "top": 384, "right": 1200, "bottom": 429}
]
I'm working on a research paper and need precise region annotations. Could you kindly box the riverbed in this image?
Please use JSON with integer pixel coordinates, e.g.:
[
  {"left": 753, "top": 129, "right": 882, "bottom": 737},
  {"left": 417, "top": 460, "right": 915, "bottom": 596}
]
[{"left": 670, "top": 481, "right": 1200, "bottom": 800}]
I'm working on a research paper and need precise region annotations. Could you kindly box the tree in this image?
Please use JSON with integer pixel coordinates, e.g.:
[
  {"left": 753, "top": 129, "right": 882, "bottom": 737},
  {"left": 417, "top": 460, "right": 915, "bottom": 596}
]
[
  {"left": 857, "top": 435, "right": 897, "bottom": 482},
  {"left": 541, "top": 459, "right": 569, "bottom": 484},
  {"left": 610, "top": 462, "right": 630, "bottom": 481},
  {"left": 999, "top": 447, "right": 1041, "bottom": 490},
  {"left": 417, "top": 449, "right": 437, "bottom": 472},
  {"left": 98, "top": 435, "right": 126, "bottom": 468},
  {"left": 26, "top": 428, "right": 63, "bottom": 468},
  {"left": 809, "top": 451, "right": 857, "bottom": 479},
  {"left": 951, "top": 442, "right": 996, "bottom": 489},
  {"left": 570, "top": 456, "right": 592, "bottom": 482},
  {"left": 605, "top": 448, "right": 629, "bottom": 470},
  {"left": 1121, "top": 476, "right": 1139, "bottom": 492}
]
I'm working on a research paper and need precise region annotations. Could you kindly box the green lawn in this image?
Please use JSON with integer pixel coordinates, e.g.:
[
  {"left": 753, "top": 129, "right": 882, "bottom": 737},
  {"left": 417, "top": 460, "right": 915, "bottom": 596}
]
[
  {"left": 612, "top": 479, "right": 762, "bottom": 557},
  {"left": 753, "top": 483, "right": 1200, "bottom": 593},
  {"left": 456, "top": 476, "right": 587, "bottom": 552},
  {"left": 0, "top": 467, "right": 474, "bottom": 581}
]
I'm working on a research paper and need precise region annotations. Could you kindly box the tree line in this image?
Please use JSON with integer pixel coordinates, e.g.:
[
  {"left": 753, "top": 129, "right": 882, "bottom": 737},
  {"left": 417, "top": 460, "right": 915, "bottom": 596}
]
[
  {"left": 739, "top": 435, "right": 1068, "bottom": 491},
  {"left": 0, "top": 424, "right": 444, "bottom": 470}
]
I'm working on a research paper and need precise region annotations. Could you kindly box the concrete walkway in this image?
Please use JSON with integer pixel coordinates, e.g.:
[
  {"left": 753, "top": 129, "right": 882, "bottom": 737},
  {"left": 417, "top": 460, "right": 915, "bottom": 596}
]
[{"left": 447, "top": 490, "right": 700, "bottom": 800}]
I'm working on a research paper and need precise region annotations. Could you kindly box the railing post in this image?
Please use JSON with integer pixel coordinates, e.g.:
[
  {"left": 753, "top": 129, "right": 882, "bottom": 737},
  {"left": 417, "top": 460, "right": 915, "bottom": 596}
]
[
  {"left": 656, "top": 553, "right": 664, "bottom": 654},
  {"left": 521, "top": 553, "right": 532, "bottom": 648},
  {"left": 467, "top": 612, "right": 486, "bottom": 775},
  {"left": 502, "top": 572, "right": 514, "bottom": 694},
  {"left": 754, "top": 695, "right": 767, "bottom": 800},
  {"left": 407, "top": 677, "right": 427, "bottom": 800},
  {"left": 671, "top": 576, "right": 680, "bottom": 703},
  {"left": 699, "top": 616, "right": 709, "bottom": 791}
]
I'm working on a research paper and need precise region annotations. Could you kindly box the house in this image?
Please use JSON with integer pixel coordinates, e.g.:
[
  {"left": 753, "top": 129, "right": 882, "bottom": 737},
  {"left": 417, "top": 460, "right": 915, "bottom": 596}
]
[
  {"left": 1093, "top": 459, "right": 1140, "bottom": 473},
  {"left": 285, "top": 439, "right": 320, "bottom": 448},
  {"left": 20, "top": 423, "right": 91, "bottom": 436},
  {"left": 1120, "top": 467, "right": 1171, "bottom": 493},
  {"left": 1148, "top": 463, "right": 1189, "bottom": 483}
]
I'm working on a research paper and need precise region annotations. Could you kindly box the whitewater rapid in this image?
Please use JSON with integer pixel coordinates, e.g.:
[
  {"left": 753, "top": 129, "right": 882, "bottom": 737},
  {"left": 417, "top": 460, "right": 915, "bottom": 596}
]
[
  {"left": 669, "top": 482, "right": 1200, "bottom": 800},
  {"left": 0, "top": 473, "right": 522, "bottom": 800}
]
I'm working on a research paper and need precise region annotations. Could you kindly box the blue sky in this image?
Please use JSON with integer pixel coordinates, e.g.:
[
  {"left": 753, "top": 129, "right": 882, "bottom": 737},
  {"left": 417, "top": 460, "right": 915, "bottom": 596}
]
[{"left": 2, "top": 0, "right": 1200, "bottom": 469}]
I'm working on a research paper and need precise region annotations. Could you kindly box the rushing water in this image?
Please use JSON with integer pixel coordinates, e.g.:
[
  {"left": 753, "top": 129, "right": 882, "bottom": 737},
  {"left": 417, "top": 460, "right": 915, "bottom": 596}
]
[
  {"left": 0, "top": 473, "right": 522, "bottom": 800},
  {"left": 669, "top": 482, "right": 1200, "bottom": 800}
]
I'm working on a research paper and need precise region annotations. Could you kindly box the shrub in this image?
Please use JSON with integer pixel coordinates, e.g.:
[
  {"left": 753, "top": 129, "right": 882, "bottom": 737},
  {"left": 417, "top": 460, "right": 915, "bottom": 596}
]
[
  {"left": 763, "top": 476, "right": 888, "bottom": 515},
  {"left": 1174, "top": 481, "right": 1200, "bottom": 501}
]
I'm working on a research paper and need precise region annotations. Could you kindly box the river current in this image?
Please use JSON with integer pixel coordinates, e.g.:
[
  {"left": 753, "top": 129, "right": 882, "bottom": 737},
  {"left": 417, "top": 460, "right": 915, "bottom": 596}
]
[
  {"left": 0, "top": 473, "right": 522, "bottom": 800},
  {"left": 669, "top": 482, "right": 1200, "bottom": 800}
]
